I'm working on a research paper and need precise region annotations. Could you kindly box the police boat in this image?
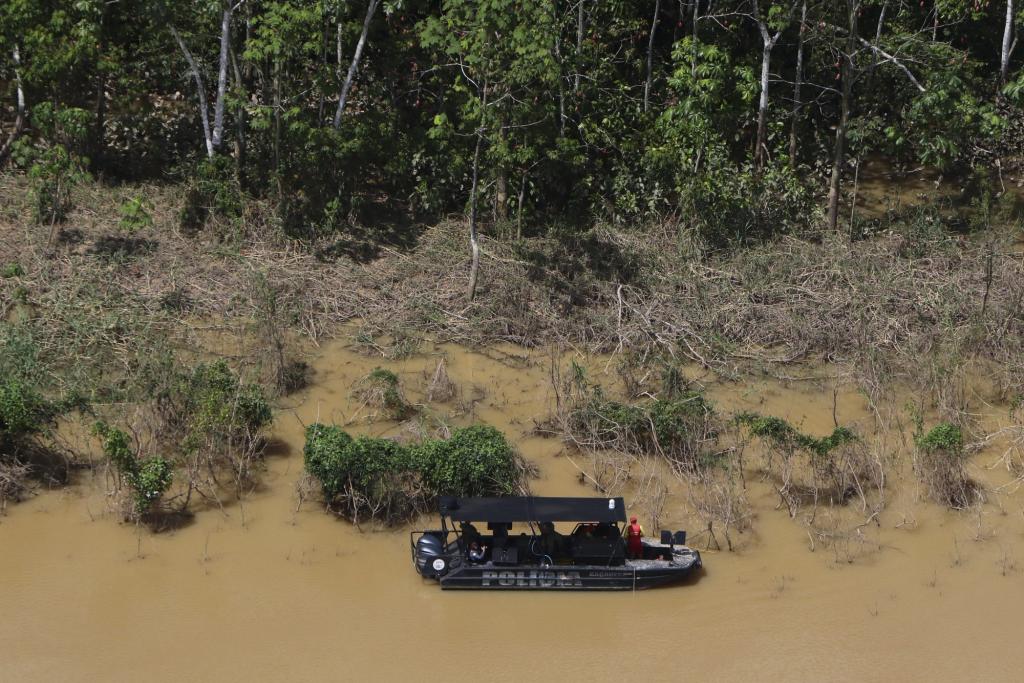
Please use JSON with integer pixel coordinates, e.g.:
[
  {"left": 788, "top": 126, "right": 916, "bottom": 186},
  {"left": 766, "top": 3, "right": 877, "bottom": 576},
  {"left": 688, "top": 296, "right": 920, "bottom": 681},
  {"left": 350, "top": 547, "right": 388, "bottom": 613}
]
[{"left": 410, "top": 496, "right": 702, "bottom": 590}]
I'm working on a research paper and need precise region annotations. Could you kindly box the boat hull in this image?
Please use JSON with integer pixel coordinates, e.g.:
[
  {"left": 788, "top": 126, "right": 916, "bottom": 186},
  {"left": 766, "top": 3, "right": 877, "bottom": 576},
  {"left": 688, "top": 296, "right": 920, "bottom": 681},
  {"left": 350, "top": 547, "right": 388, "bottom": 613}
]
[{"left": 437, "top": 555, "right": 701, "bottom": 591}]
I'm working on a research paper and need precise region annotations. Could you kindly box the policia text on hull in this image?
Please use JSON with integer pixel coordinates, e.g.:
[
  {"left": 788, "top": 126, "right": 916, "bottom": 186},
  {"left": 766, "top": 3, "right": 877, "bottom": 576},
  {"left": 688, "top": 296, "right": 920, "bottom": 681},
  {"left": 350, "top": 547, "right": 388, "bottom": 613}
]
[{"left": 411, "top": 496, "right": 702, "bottom": 591}]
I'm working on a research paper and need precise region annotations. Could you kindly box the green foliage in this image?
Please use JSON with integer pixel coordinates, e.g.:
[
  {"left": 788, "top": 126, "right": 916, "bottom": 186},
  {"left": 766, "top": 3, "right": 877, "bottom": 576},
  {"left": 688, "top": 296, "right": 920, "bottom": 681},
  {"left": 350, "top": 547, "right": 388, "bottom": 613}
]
[
  {"left": 27, "top": 143, "right": 90, "bottom": 224},
  {"left": 912, "top": 421, "right": 973, "bottom": 508},
  {"left": 413, "top": 424, "right": 519, "bottom": 497},
  {"left": 118, "top": 196, "right": 153, "bottom": 232},
  {"left": 736, "top": 412, "right": 857, "bottom": 460},
  {"left": 180, "top": 156, "right": 242, "bottom": 235},
  {"left": 353, "top": 367, "right": 414, "bottom": 420},
  {"left": 178, "top": 359, "right": 273, "bottom": 455},
  {"left": 1, "top": 263, "right": 24, "bottom": 278},
  {"left": 914, "top": 422, "right": 964, "bottom": 458},
  {"left": 92, "top": 421, "right": 173, "bottom": 516},
  {"left": 0, "top": 380, "right": 48, "bottom": 440},
  {"left": 567, "top": 385, "right": 718, "bottom": 469},
  {"left": 303, "top": 422, "right": 522, "bottom": 522}
]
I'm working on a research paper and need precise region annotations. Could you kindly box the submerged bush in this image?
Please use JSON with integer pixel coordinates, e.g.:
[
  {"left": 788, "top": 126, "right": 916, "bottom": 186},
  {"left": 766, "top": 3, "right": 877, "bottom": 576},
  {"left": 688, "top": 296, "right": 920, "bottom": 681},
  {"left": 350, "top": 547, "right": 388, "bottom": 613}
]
[
  {"left": 138, "top": 356, "right": 273, "bottom": 497},
  {"left": 352, "top": 367, "right": 414, "bottom": 420},
  {"left": 913, "top": 422, "right": 975, "bottom": 508},
  {"left": 93, "top": 421, "right": 173, "bottom": 519},
  {"left": 0, "top": 379, "right": 55, "bottom": 505},
  {"left": 303, "top": 423, "right": 523, "bottom": 523},
  {"left": 566, "top": 389, "right": 717, "bottom": 471},
  {"left": 736, "top": 413, "right": 878, "bottom": 515}
]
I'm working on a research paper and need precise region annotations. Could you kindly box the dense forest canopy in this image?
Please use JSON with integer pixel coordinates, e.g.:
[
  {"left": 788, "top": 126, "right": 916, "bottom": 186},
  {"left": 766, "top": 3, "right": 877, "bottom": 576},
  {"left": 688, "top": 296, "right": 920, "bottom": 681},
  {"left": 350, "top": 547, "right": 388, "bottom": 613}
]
[{"left": 0, "top": 0, "right": 1020, "bottom": 247}]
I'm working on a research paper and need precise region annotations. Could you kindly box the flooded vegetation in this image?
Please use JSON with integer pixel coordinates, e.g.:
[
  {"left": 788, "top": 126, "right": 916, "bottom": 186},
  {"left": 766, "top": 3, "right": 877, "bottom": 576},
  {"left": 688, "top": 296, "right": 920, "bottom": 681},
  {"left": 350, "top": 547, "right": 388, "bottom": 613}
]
[{"left": 3, "top": 332, "right": 1024, "bottom": 679}]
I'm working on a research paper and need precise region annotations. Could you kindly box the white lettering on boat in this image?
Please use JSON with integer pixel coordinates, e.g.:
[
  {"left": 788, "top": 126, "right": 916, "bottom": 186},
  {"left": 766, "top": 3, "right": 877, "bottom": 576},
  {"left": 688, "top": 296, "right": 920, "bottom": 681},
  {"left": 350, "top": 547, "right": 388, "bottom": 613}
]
[{"left": 480, "top": 570, "right": 583, "bottom": 587}]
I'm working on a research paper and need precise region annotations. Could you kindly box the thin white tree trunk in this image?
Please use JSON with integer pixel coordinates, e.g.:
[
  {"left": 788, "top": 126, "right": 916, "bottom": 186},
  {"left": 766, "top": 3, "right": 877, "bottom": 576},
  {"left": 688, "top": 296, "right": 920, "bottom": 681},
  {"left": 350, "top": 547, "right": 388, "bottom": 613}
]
[
  {"left": 754, "top": 32, "right": 777, "bottom": 170},
  {"left": 865, "top": 0, "right": 887, "bottom": 89},
  {"left": 171, "top": 26, "right": 215, "bottom": 158},
  {"left": 691, "top": 0, "right": 700, "bottom": 76},
  {"left": 554, "top": 5, "right": 566, "bottom": 136},
  {"left": 333, "top": 0, "right": 380, "bottom": 129},
  {"left": 212, "top": 7, "right": 232, "bottom": 149},
  {"left": 828, "top": 1, "right": 858, "bottom": 231},
  {"left": 467, "top": 82, "right": 489, "bottom": 302},
  {"left": 644, "top": 0, "right": 661, "bottom": 112},
  {"left": 1002, "top": 0, "right": 1015, "bottom": 86},
  {"left": 0, "top": 45, "right": 26, "bottom": 163},
  {"left": 575, "top": 0, "right": 585, "bottom": 91},
  {"left": 788, "top": 0, "right": 807, "bottom": 169}
]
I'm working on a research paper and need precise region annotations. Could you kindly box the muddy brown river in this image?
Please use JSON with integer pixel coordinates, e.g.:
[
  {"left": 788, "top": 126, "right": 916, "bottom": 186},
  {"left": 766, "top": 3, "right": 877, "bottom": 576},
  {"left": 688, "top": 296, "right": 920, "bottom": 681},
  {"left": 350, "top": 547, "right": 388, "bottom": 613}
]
[{"left": 3, "top": 336, "right": 1024, "bottom": 681}]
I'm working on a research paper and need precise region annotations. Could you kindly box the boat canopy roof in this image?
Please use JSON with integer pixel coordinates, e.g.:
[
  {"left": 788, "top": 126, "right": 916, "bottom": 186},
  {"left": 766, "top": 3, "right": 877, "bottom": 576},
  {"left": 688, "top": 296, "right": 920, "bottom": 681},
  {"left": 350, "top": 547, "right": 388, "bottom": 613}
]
[{"left": 438, "top": 496, "right": 627, "bottom": 523}]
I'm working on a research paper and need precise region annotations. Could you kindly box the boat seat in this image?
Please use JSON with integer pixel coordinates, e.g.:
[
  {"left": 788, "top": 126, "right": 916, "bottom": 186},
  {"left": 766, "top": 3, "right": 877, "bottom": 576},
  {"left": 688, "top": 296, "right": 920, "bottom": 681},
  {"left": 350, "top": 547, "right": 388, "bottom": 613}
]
[
  {"left": 572, "top": 537, "right": 625, "bottom": 566},
  {"left": 491, "top": 546, "right": 519, "bottom": 566}
]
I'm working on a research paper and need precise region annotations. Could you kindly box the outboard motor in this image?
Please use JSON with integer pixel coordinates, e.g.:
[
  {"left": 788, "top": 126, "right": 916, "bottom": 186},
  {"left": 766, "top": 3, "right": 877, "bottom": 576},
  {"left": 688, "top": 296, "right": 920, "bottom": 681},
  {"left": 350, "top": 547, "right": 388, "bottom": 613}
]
[{"left": 415, "top": 532, "right": 450, "bottom": 579}]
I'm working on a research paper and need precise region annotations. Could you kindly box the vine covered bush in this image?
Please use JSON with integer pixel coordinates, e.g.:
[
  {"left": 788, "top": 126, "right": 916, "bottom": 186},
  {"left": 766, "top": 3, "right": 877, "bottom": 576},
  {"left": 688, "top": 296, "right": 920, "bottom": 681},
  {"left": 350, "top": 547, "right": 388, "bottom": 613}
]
[
  {"left": 303, "top": 423, "right": 524, "bottom": 523},
  {"left": 736, "top": 413, "right": 879, "bottom": 515}
]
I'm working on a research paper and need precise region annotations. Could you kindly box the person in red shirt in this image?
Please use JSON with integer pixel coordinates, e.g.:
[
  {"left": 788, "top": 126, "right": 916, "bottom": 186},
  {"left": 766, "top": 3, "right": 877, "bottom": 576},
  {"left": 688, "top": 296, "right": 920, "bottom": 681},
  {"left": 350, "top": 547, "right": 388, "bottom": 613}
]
[{"left": 626, "top": 516, "right": 644, "bottom": 559}]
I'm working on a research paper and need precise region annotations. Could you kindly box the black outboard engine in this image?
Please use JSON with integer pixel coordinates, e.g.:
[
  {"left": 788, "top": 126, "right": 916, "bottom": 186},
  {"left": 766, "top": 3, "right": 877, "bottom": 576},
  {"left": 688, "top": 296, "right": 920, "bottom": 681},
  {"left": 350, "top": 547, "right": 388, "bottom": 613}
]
[{"left": 415, "top": 532, "right": 450, "bottom": 579}]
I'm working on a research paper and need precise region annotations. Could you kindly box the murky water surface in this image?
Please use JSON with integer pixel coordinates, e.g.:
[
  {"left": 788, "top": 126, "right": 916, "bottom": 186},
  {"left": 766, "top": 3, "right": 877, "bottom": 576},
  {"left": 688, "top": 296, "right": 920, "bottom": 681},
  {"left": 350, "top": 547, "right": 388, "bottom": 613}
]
[{"left": 3, "top": 336, "right": 1023, "bottom": 681}]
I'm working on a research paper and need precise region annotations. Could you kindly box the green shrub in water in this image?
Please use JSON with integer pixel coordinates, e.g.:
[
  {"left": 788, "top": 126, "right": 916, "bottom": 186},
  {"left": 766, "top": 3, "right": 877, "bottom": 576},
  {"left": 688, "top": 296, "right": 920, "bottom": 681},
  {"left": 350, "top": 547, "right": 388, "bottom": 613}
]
[
  {"left": 567, "top": 389, "right": 717, "bottom": 470},
  {"left": 303, "top": 423, "right": 522, "bottom": 522},
  {"left": 735, "top": 413, "right": 856, "bottom": 460},
  {"left": 93, "top": 421, "right": 173, "bottom": 517},
  {"left": 353, "top": 367, "right": 414, "bottom": 420},
  {"left": 179, "top": 359, "right": 273, "bottom": 455},
  {"left": 913, "top": 421, "right": 973, "bottom": 508}
]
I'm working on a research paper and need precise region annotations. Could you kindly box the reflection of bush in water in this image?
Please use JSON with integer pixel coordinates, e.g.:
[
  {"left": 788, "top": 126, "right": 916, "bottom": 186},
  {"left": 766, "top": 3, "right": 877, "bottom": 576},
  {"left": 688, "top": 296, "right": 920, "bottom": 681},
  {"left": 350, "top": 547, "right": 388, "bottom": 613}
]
[{"left": 303, "top": 423, "right": 525, "bottom": 523}]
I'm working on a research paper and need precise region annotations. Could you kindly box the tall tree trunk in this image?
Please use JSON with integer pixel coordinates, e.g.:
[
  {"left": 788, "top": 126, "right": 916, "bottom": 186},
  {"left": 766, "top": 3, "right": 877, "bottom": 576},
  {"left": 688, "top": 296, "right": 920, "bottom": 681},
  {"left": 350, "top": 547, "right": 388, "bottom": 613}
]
[
  {"left": 171, "top": 26, "right": 215, "bottom": 158},
  {"left": 865, "top": 0, "right": 887, "bottom": 90},
  {"left": 0, "top": 45, "right": 26, "bottom": 164},
  {"left": 644, "top": 0, "right": 661, "bottom": 113},
  {"left": 333, "top": 0, "right": 380, "bottom": 129},
  {"left": 554, "top": 7, "right": 566, "bottom": 136},
  {"left": 827, "top": 2, "right": 858, "bottom": 231},
  {"left": 575, "top": 0, "right": 585, "bottom": 91},
  {"left": 230, "top": 49, "right": 246, "bottom": 183},
  {"left": 273, "top": 59, "right": 282, "bottom": 191},
  {"left": 496, "top": 115, "right": 509, "bottom": 220},
  {"left": 754, "top": 34, "right": 778, "bottom": 171},
  {"left": 467, "top": 83, "right": 489, "bottom": 303},
  {"left": 1002, "top": 0, "right": 1016, "bottom": 86},
  {"left": 212, "top": 7, "right": 232, "bottom": 150},
  {"left": 517, "top": 171, "right": 527, "bottom": 239},
  {"left": 691, "top": 0, "right": 700, "bottom": 76},
  {"left": 789, "top": 0, "right": 807, "bottom": 169}
]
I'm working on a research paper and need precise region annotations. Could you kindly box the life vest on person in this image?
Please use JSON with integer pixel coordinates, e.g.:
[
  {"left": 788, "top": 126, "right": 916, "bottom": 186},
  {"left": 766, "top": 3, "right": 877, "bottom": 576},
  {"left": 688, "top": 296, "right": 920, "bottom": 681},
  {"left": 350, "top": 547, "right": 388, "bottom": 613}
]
[{"left": 627, "top": 522, "right": 643, "bottom": 539}]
